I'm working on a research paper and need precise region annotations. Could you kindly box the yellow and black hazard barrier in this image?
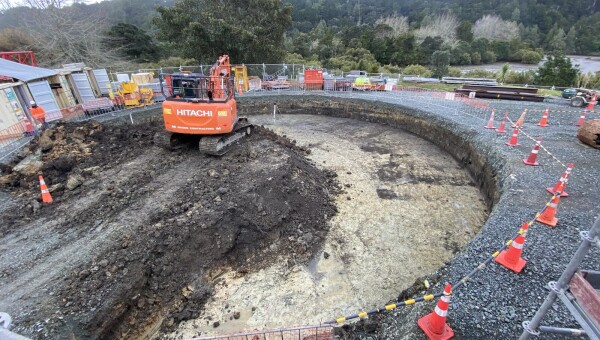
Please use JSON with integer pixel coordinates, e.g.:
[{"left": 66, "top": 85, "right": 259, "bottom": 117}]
[
  {"left": 454, "top": 187, "right": 565, "bottom": 290},
  {"left": 324, "top": 292, "right": 443, "bottom": 324}
]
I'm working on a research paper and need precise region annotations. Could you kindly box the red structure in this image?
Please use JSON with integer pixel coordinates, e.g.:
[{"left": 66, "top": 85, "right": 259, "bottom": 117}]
[{"left": 0, "top": 51, "right": 37, "bottom": 66}]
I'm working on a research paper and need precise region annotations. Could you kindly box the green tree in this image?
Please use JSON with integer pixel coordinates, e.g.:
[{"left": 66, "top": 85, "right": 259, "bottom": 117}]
[
  {"left": 420, "top": 36, "right": 444, "bottom": 59},
  {"left": 492, "top": 41, "right": 510, "bottom": 60},
  {"left": 456, "top": 21, "right": 473, "bottom": 42},
  {"left": 565, "top": 27, "right": 576, "bottom": 54},
  {"left": 325, "top": 47, "right": 379, "bottom": 72},
  {"left": 388, "top": 33, "right": 422, "bottom": 66},
  {"left": 572, "top": 13, "right": 600, "bottom": 55},
  {"left": 534, "top": 54, "right": 580, "bottom": 86},
  {"left": 450, "top": 41, "right": 472, "bottom": 65},
  {"left": 431, "top": 50, "right": 450, "bottom": 78},
  {"left": 103, "top": 23, "right": 159, "bottom": 62},
  {"left": 547, "top": 27, "right": 567, "bottom": 53},
  {"left": 511, "top": 8, "right": 521, "bottom": 22},
  {"left": 154, "top": 0, "right": 292, "bottom": 63}
]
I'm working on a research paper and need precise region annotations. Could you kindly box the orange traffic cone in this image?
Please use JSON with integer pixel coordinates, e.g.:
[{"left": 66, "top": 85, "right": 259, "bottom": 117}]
[
  {"left": 537, "top": 108, "right": 550, "bottom": 127},
  {"left": 495, "top": 233, "right": 527, "bottom": 273},
  {"left": 495, "top": 112, "right": 508, "bottom": 133},
  {"left": 546, "top": 163, "right": 573, "bottom": 197},
  {"left": 536, "top": 192, "right": 562, "bottom": 227},
  {"left": 576, "top": 111, "right": 586, "bottom": 127},
  {"left": 39, "top": 175, "right": 53, "bottom": 204},
  {"left": 586, "top": 96, "right": 596, "bottom": 111},
  {"left": 484, "top": 110, "right": 496, "bottom": 129},
  {"left": 418, "top": 283, "right": 454, "bottom": 340},
  {"left": 513, "top": 110, "right": 527, "bottom": 128},
  {"left": 505, "top": 128, "right": 521, "bottom": 146},
  {"left": 523, "top": 137, "right": 542, "bottom": 166}
]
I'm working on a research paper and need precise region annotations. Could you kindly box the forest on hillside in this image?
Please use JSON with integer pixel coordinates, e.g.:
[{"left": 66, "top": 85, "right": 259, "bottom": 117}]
[{"left": 0, "top": 0, "right": 599, "bottom": 85}]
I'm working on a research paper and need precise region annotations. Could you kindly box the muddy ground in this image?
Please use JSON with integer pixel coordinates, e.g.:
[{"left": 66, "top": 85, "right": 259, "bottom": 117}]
[
  {"left": 0, "top": 120, "right": 338, "bottom": 339},
  {"left": 171, "top": 114, "right": 487, "bottom": 338}
]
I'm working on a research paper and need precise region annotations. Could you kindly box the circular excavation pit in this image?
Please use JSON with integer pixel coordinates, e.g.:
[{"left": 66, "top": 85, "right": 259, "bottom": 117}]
[{"left": 0, "top": 105, "right": 488, "bottom": 339}]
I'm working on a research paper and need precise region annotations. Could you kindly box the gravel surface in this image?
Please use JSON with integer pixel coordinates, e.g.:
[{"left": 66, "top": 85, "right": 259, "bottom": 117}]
[{"left": 238, "top": 92, "right": 600, "bottom": 339}]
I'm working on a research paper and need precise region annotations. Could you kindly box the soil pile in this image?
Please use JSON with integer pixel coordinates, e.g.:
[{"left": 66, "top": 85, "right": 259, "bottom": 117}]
[
  {"left": 577, "top": 119, "right": 600, "bottom": 149},
  {"left": 0, "top": 120, "right": 338, "bottom": 339}
]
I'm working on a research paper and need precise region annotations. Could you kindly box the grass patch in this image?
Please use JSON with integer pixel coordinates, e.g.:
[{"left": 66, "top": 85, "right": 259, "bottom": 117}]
[
  {"left": 397, "top": 81, "right": 457, "bottom": 92},
  {"left": 537, "top": 88, "right": 563, "bottom": 97}
]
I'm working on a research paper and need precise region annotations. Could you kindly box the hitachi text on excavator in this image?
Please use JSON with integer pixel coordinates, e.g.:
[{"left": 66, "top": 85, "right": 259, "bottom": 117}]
[{"left": 155, "top": 54, "right": 252, "bottom": 155}]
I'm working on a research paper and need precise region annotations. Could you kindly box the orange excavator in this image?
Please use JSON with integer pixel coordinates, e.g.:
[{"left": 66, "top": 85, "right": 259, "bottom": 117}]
[{"left": 155, "top": 54, "right": 252, "bottom": 155}]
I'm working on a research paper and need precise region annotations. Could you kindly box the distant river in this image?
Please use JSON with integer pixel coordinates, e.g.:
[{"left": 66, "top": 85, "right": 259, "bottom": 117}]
[{"left": 458, "top": 55, "right": 600, "bottom": 74}]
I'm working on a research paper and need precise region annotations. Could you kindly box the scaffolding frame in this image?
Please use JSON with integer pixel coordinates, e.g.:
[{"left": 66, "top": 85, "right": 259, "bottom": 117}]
[{"left": 519, "top": 215, "right": 600, "bottom": 339}]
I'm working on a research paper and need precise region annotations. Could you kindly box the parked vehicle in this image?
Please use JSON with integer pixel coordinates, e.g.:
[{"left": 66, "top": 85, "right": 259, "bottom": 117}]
[
  {"left": 570, "top": 88, "right": 599, "bottom": 107},
  {"left": 562, "top": 88, "right": 577, "bottom": 99},
  {"left": 352, "top": 77, "right": 374, "bottom": 91}
]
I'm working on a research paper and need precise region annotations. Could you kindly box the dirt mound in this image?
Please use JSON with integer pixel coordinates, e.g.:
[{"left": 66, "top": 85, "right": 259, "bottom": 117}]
[
  {"left": 0, "top": 120, "right": 338, "bottom": 339},
  {"left": 577, "top": 119, "right": 600, "bottom": 149}
]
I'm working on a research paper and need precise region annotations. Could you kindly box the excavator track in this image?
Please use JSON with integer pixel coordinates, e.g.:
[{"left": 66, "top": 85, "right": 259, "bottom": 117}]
[
  {"left": 199, "top": 118, "right": 253, "bottom": 156},
  {"left": 153, "top": 130, "right": 183, "bottom": 150}
]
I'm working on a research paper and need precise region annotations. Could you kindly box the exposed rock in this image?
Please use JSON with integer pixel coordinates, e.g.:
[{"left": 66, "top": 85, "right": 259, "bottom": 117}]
[
  {"left": 12, "top": 150, "right": 43, "bottom": 176},
  {"left": 66, "top": 173, "right": 85, "bottom": 190},
  {"left": 31, "top": 200, "right": 41, "bottom": 213},
  {"left": 38, "top": 132, "right": 54, "bottom": 152}
]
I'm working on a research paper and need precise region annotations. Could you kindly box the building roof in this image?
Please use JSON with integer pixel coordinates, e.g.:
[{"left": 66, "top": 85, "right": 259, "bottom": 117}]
[{"left": 0, "top": 58, "right": 57, "bottom": 82}]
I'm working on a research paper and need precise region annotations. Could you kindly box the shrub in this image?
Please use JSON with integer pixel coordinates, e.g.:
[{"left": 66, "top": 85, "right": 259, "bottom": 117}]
[
  {"left": 481, "top": 51, "right": 497, "bottom": 63},
  {"left": 464, "top": 69, "right": 497, "bottom": 78},
  {"left": 471, "top": 52, "right": 482, "bottom": 65},
  {"left": 381, "top": 64, "right": 402, "bottom": 74},
  {"left": 505, "top": 70, "right": 535, "bottom": 84},
  {"left": 446, "top": 67, "right": 463, "bottom": 77},
  {"left": 521, "top": 51, "right": 543, "bottom": 64},
  {"left": 402, "top": 64, "right": 433, "bottom": 77}
]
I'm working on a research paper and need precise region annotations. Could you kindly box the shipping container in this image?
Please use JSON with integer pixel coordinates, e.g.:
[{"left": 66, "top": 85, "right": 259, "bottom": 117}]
[
  {"left": 48, "top": 74, "right": 77, "bottom": 108},
  {"left": 93, "top": 69, "right": 111, "bottom": 95},
  {"left": 28, "top": 79, "right": 62, "bottom": 122},
  {"left": 0, "top": 82, "right": 28, "bottom": 131},
  {"left": 58, "top": 63, "right": 103, "bottom": 103}
]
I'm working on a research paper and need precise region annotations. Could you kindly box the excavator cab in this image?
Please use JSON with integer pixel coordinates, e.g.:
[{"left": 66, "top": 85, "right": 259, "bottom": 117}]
[
  {"left": 155, "top": 55, "right": 252, "bottom": 155},
  {"left": 166, "top": 73, "right": 235, "bottom": 101}
]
